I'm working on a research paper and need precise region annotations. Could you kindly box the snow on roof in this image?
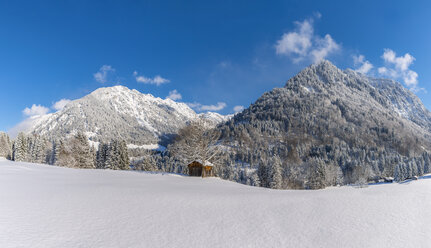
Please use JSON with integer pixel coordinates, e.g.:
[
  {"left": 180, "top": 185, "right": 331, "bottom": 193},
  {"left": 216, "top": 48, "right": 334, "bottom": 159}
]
[{"left": 192, "top": 160, "right": 214, "bottom": 167}]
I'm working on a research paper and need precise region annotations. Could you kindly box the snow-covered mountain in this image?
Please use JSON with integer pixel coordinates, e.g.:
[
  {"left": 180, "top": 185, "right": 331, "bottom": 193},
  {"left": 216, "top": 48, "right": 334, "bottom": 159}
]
[
  {"left": 27, "top": 86, "right": 230, "bottom": 146},
  {"left": 198, "top": 112, "right": 233, "bottom": 126},
  {"left": 216, "top": 60, "right": 431, "bottom": 187},
  {"left": 345, "top": 69, "right": 431, "bottom": 132}
]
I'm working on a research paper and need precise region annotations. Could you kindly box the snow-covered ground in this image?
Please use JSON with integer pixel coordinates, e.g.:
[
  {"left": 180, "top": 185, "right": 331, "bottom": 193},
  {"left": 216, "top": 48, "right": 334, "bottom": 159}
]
[{"left": 0, "top": 158, "right": 430, "bottom": 248}]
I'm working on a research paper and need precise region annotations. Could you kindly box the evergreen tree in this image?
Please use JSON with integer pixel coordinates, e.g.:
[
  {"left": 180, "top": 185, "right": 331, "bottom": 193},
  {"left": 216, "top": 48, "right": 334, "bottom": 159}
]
[
  {"left": 307, "top": 158, "right": 327, "bottom": 189},
  {"left": 257, "top": 162, "right": 269, "bottom": 188},
  {"left": 49, "top": 140, "right": 60, "bottom": 165},
  {"left": 106, "top": 140, "right": 119, "bottom": 169},
  {"left": 13, "top": 132, "right": 28, "bottom": 162},
  {"left": 0, "top": 132, "right": 12, "bottom": 158},
  {"left": 394, "top": 164, "right": 402, "bottom": 182},
  {"left": 105, "top": 139, "right": 129, "bottom": 170},
  {"left": 55, "top": 133, "right": 94, "bottom": 168},
  {"left": 249, "top": 172, "right": 260, "bottom": 187},
  {"left": 72, "top": 133, "right": 95, "bottom": 168},
  {"left": 269, "top": 156, "right": 283, "bottom": 189},
  {"left": 96, "top": 142, "right": 109, "bottom": 169},
  {"left": 118, "top": 140, "right": 130, "bottom": 170}
]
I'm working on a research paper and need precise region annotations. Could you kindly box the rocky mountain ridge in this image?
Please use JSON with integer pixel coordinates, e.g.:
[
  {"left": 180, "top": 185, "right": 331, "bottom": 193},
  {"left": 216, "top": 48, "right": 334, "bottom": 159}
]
[{"left": 28, "top": 85, "right": 230, "bottom": 146}]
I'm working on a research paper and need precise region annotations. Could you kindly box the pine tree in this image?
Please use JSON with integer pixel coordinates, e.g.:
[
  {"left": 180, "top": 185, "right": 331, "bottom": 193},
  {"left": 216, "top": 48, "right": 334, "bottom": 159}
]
[
  {"left": 0, "top": 132, "right": 12, "bottom": 158},
  {"left": 394, "top": 164, "right": 402, "bottom": 182},
  {"left": 424, "top": 153, "right": 430, "bottom": 174},
  {"left": 96, "top": 142, "right": 109, "bottom": 169},
  {"left": 28, "top": 135, "right": 48, "bottom": 164},
  {"left": 13, "top": 132, "right": 28, "bottom": 162},
  {"left": 72, "top": 133, "right": 95, "bottom": 168},
  {"left": 106, "top": 140, "right": 119, "bottom": 169},
  {"left": 249, "top": 172, "right": 260, "bottom": 187},
  {"left": 269, "top": 156, "right": 283, "bottom": 189},
  {"left": 257, "top": 162, "right": 269, "bottom": 187},
  {"left": 104, "top": 139, "right": 129, "bottom": 170},
  {"left": 118, "top": 140, "right": 130, "bottom": 170},
  {"left": 307, "top": 158, "right": 327, "bottom": 189},
  {"left": 90, "top": 145, "right": 97, "bottom": 168},
  {"left": 49, "top": 140, "right": 60, "bottom": 165}
]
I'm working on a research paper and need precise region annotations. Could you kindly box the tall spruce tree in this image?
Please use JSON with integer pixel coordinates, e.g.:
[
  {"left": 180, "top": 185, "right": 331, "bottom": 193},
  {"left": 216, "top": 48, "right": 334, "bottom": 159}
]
[
  {"left": 0, "top": 132, "right": 12, "bottom": 158},
  {"left": 118, "top": 140, "right": 130, "bottom": 170},
  {"left": 96, "top": 142, "right": 109, "bottom": 169},
  {"left": 72, "top": 133, "right": 95, "bottom": 168},
  {"left": 269, "top": 156, "right": 283, "bottom": 189},
  {"left": 13, "top": 132, "right": 28, "bottom": 162}
]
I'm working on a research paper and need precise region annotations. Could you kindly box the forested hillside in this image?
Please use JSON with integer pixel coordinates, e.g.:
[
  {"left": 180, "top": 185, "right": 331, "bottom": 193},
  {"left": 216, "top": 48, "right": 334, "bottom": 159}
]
[{"left": 214, "top": 60, "right": 431, "bottom": 188}]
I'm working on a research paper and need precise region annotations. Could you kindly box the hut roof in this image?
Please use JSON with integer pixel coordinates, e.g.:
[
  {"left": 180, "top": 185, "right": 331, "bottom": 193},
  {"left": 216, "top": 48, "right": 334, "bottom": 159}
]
[{"left": 190, "top": 160, "right": 214, "bottom": 167}]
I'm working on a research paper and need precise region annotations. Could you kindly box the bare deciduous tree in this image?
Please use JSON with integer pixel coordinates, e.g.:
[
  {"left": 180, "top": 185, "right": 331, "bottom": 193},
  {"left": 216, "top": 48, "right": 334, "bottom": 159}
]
[{"left": 168, "top": 120, "right": 223, "bottom": 169}]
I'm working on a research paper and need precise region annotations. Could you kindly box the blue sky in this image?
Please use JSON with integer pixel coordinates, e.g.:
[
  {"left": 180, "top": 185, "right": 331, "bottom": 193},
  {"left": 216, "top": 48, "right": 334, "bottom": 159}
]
[{"left": 1, "top": 0, "right": 431, "bottom": 132}]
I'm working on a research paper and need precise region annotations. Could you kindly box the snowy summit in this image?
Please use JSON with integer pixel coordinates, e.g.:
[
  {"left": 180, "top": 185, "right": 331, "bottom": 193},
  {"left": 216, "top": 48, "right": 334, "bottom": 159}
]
[{"left": 25, "top": 86, "right": 230, "bottom": 147}]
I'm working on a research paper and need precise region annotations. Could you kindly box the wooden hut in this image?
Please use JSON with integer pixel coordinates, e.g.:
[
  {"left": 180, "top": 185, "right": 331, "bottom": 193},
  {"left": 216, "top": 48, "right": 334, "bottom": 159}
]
[{"left": 187, "top": 160, "right": 214, "bottom": 177}]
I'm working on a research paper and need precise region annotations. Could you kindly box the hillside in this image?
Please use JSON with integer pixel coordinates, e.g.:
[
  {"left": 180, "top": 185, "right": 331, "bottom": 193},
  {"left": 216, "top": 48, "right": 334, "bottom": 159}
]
[
  {"left": 0, "top": 159, "right": 430, "bottom": 248},
  {"left": 217, "top": 60, "right": 431, "bottom": 188}
]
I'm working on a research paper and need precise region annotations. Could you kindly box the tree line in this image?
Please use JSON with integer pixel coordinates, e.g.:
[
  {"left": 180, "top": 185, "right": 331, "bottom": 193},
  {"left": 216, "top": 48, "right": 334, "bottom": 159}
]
[
  {"left": 0, "top": 131, "right": 129, "bottom": 170},
  {"left": 2, "top": 123, "right": 431, "bottom": 190}
]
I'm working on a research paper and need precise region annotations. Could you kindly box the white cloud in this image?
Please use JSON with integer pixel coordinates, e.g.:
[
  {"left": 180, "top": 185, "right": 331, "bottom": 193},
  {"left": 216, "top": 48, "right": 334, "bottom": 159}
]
[
  {"left": 52, "top": 99, "right": 72, "bottom": 111},
  {"left": 166, "top": 90, "right": 182, "bottom": 101},
  {"left": 134, "top": 71, "right": 170, "bottom": 86},
  {"left": 23, "top": 104, "right": 49, "bottom": 117},
  {"left": 233, "top": 105, "right": 245, "bottom": 113},
  {"left": 378, "top": 49, "right": 419, "bottom": 90},
  {"left": 8, "top": 116, "right": 42, "bottom": 138},
  {"left": 11, "top": 104, "right": 52, "bottom": 137},
  {"left": 381, "top": 49, "right": 414, "bottom": 71},
  {"left": 275, "top": 20, "right": 313, "bottom": 59},
  {"left": 187, "top": 102, "right": 227, "bottom": 112},
  {"left": 353, "top": 54, "right": 373, "bottom": 74},
  {"left": 310, "top": 34, "right": 340, "bottom": 63},
  {"left": 404, "top": 70, "right": 419, "bottom": 87},
  {"left": 94, "top": 65, "right": 115, "bottom": 84},
  {"left": 275, "top": 17, "right": 340, "bottom": 63}
]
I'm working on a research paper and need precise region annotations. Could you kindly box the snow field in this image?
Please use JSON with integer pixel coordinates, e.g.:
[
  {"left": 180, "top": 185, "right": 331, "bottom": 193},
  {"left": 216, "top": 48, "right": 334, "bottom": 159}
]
[{"left": 0, "top": 158, "right": 430, "bottom": 248}]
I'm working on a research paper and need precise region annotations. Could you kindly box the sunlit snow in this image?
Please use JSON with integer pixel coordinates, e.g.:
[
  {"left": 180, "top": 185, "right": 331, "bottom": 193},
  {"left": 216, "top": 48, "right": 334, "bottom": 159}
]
[{"left": 0, "top": 158, "right": 430, "bottom": 248}]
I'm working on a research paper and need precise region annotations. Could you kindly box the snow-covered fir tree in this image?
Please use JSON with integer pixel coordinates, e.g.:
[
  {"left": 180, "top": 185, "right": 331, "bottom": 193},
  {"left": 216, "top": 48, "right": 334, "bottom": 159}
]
[
  {"left": 269, "top": 156, "right": 283, "bottom": 189},
  {"left": 96, "top": 142, "right": 109, "bottom": 169},
  {"left": 55, "top": 133, "right": 95, "bottom": 168},
  {"left": 12, "top": 132, "right": 28, "bottom": 162},
  {"left": 0, "top": 132, "right": 12, "bottom": 158},
  {"left": 103, "top": 139, "right": 130, "bottom": 170}
]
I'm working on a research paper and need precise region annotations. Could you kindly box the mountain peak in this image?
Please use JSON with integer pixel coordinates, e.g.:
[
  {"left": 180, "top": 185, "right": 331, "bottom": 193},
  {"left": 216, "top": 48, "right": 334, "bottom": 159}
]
[
  {"left": 282, "top": 59, "right": 431, "bottom": 133},
  {"left": 313, "top": 59, "right": 337, "bottom": 68},
  {"left": 90, "top": 85, "right": 136, "bottom": 96},
  {"left": 312, "top": 59, "right": 342, "bottom": 76},
  {"left": 26, "top": 85, "right": 230, "bottom": 146},
  {"left": 285, "top": 59, "right": 343, "bottom": 88}
]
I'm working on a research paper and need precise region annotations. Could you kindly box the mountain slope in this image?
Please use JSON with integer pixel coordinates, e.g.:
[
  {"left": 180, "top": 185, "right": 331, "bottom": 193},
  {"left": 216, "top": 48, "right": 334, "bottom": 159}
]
[
  {"left": 217, "top": 60, "right": 431, "bottom": 188},
  {"left": 29, "top": 86, "right": 228, "bottom": 146}
]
